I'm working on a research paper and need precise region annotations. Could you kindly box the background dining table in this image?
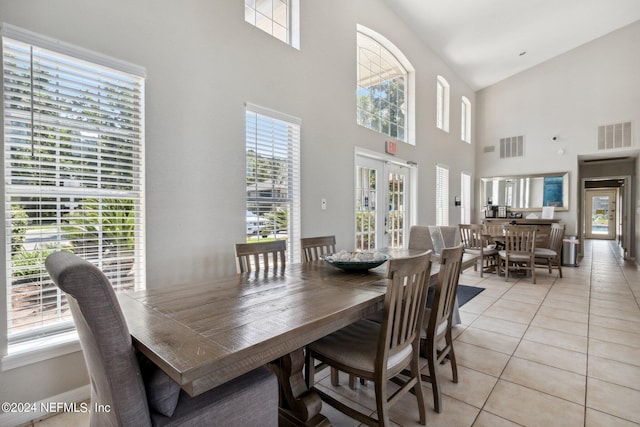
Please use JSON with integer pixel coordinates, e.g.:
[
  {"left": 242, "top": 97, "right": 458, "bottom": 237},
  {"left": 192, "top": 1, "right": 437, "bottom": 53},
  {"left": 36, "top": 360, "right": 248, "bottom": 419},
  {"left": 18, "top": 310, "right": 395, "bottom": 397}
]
[{"left": 117, "top": 249, "right": 478, "bottom": 426}]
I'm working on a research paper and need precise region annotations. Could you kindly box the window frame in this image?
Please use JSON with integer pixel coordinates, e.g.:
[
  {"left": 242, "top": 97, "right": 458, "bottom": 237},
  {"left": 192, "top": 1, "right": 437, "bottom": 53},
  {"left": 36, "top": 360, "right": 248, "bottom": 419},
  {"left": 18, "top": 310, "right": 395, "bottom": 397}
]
[
  {"left": 2, "top": 24, "right": 146, "bottom": 354},
  {"left": 244, "top": 0, "right": 300, "bottom": 49},
  {"left": 436, "top": 75, "right": 450, "bottom": 132},
  {"left": 461, "top": 96, "right": 471, "bottom": 143},
  {"left": 245, "top": 103, "right": 301, "bottom": 263},
  {"left": 356, "top": 25, "right": 415, "bottom": 145}
]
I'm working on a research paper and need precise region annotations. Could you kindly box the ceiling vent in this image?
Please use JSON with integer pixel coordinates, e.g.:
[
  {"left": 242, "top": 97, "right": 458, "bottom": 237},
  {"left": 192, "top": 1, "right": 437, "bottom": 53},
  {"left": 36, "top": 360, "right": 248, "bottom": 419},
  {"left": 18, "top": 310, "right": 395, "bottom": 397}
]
[
  {"left": 597, "top": 122, "right": 632, "bottom": 150},
  {"left": 499, "top": 135, "right": 524, "bottom": 159}
]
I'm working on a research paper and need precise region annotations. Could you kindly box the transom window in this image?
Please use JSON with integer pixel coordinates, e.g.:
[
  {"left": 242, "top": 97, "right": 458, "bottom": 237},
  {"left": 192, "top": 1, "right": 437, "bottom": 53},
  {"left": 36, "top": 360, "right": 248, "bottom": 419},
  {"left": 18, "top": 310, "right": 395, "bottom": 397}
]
[
  {"left": 2, "top": 25, "right": 145, "bottom": 349},
  {"left": 244, "top": 0, "right": 300, "bottom": 49},
  {"left": 356, "top": 26, "right": 414, "bottom": 144},
  {"left": 461, "top": 96, "right": 471, "bottom": 143},
  {"left": 436, "top": 76, "right": 450, "bottom": 132}
]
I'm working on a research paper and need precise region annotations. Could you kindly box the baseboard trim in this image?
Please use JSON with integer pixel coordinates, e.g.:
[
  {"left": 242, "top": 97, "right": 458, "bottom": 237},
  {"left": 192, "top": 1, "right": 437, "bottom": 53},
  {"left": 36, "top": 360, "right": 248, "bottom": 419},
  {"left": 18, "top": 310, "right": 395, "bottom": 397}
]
[{"left": 0, "top": 384, "right": 90, "bottom": 426}]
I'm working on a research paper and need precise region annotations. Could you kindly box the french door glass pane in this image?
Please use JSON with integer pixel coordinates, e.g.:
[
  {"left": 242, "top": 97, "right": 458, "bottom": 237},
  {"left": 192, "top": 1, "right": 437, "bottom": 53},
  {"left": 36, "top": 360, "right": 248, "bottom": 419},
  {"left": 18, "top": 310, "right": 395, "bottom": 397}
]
[
  {"left": 591, "top": 195, "right": 610, "bottom": 235},
  {"left": 356, "top": 166, "right": 376, "bottom": 250}
]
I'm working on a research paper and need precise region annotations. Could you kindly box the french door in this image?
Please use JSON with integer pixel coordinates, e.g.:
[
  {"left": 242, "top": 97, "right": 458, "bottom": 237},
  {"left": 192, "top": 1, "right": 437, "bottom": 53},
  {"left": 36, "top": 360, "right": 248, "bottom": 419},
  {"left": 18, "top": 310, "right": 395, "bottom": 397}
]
[
  {"left": 585, "top": 189, "right": 617, "bottom": 240},
  {"left": 355, "top": 156, "right": 411, "bottom": 250}
]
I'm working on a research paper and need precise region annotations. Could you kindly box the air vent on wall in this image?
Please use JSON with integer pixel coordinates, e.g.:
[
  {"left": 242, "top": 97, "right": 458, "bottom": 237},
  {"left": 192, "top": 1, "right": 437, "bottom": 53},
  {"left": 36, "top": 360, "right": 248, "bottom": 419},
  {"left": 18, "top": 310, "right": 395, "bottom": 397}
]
[
  {"left": 597, "top": 121, "right": 632, "bottom": 150},
  {"left": 499, "top": 135, "right": 524, "bottom": 159},
  {"left": 483, "top": 146, "right": 495, "bottom": 153}
]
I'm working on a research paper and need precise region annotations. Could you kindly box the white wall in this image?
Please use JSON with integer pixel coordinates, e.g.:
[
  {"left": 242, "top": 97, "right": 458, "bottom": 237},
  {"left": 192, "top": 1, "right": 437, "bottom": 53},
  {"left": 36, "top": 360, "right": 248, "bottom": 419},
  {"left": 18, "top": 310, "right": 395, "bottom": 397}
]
[
  {"left": 476, "top": 21, "right": 640, "bottom": 250},
  {"left": 0, "top": 0, "right": 475, "bottom": 411}
]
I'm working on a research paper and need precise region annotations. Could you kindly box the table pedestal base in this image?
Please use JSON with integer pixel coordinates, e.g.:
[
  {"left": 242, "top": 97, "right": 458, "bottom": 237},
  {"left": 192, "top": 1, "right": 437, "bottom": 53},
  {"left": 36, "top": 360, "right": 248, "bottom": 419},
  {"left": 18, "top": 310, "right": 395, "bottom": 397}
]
[{"left": 269, "top": 350, "right": 331, "bottom": 427}]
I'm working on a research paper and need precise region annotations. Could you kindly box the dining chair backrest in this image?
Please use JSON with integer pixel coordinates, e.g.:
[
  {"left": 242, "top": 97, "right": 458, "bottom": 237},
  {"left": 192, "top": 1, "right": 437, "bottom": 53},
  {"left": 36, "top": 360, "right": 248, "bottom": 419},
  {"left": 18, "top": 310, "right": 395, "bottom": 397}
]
[
  {"left": 235, "top": 240, "right": 287, "bottom": 273},
  {"left": 504, "top": 225, "right": 537, "bottom": 254},
  {"left": 300, "top": 235, "right": 336, "bottom": 263},
  {"left": 408, "top": 225, "right": 432, "bottom": 251},
  {"left": 380, "top": 251, "right": 433, "bottom": 372},
  {"left": 45, "top": 251, "right": 153, "bottom": 426},
  {"left": 483, "top": 223, "right": 505, "bottom": 237},
  {"left": 459, "top": 224, "right": 485, "bottom": 250},
  {"left": 547, "top": 223, "right": 565, "bottom": 252},
  {"left": 427, "top": 244, "right": 464, "bottom": 341}
]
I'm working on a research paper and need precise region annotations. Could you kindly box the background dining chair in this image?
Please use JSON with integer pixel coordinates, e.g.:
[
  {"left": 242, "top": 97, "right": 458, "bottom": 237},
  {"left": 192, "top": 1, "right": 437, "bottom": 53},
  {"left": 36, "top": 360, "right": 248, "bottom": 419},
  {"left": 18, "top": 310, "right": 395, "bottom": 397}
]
[
  {"left": 535, "top": 222, "right": 565, "bottom": 278},
  {"left": 417, "top": 244, "right": 464, "bottom": 413},
  {"left": 498, "top": 225, "right": 537, "bottom": 283},
  {"left": 235, "top": 240, "right": 286, "bottom": 273},
  {"left": 305, "top": 252, "right": 432, "bottom": 426},
  {"left": 45, "top": 251, "right": 278, "bottom": 427},
  {"left": 459, "top": 224, "right": 497, "bottom": 277},
  {"left": 301, "top": 235, "right": 336, "bottom": 262},
  {"left": 301, "top": 235, "right": 340, "bottom": 384},
  {"left": 408, "top": 225, "right": 433, "bottom": 251}
]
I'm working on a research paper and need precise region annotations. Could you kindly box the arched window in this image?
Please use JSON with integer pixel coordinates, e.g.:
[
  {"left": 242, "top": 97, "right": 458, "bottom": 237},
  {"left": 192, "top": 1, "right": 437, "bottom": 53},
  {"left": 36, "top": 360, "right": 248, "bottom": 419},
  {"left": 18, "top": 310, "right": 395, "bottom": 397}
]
[
  {"left": 356, "top": 26, "right": 415, "bottom": 144},
  {"left": 436, "top": 75, "right": 450, "bottom": 132}
]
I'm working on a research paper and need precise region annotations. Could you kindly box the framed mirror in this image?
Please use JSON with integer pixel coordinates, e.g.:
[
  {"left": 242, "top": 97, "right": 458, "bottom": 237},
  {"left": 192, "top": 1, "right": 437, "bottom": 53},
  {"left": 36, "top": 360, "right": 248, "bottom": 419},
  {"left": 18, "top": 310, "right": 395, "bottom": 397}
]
[{"left": 480, "top": 172, "right": 569, "bottom": 211}]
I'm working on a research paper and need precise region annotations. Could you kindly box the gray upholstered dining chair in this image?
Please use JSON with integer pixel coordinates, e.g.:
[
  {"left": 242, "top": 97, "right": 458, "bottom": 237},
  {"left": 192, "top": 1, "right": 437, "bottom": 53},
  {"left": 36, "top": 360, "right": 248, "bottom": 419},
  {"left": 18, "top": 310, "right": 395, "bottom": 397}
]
[
  {"left": 235, "top": 240, "right": 286, "bottom": 273},
  {"left": 305, "top": 252, "right": 432, "bottom": 426},
  {"left": 459, "top": 224, "right": 497, "bottom": 277},
  {"left": 535, "top": 222, "right": 565, "bottom": 278},
  {"left": 45, "top": 251, "right": 278, "bottom": 427},
  {"left": 418, "top": 244, "right": 464, "bottom": 413},
  {"left": 300, "top": 235, "right": 336, "bottom": 262}
]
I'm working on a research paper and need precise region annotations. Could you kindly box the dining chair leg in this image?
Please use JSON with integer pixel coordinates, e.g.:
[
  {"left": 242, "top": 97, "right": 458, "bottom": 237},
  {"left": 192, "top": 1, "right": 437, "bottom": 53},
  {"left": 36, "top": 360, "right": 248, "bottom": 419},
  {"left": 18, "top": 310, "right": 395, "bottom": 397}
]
[
  {"left": 423, "top": 338, "right": 442, "bottom": 413},
  {"left": 330, "top": 368, "right": 339, "bottom": 386},
  {"left": 446, "top": 334, "right": 458, "bottom": 383},
  {"left": 374, "top": 375, "right": 391, "bottom": 426},
  {"left": 557, "top": 258, "right": 563, "bottom": 278},
  {"left": 532, "top": 262, "right": 536, "bottom": 284},
  {"left": 411, "top": 349, "right": 427, "bottom": 425}
]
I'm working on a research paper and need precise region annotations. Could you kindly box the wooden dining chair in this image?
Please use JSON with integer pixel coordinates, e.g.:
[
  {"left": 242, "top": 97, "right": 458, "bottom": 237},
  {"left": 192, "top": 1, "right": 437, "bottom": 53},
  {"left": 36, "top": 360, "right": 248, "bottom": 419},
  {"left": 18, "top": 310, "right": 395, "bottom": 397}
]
[
  {"left": 498, "top": 225, "right": 537, "bottom": 283},
  {"left": 535, "top": 222, "right": 565, "bottom": 278},
  {"left": 300, "top": 235, "right": 336, "bottom": 262},
  {"left": 417, "top": 244, "right": 464, "bottom": 413},
  {"left": 235, "top": 240, "right": 287, "bottom": 273},
  {"left": 305, "top": 252, "right": 432, "bottom": 426},
  {"left": 458, "top": 224, "right": 497, "bottom": 277}
]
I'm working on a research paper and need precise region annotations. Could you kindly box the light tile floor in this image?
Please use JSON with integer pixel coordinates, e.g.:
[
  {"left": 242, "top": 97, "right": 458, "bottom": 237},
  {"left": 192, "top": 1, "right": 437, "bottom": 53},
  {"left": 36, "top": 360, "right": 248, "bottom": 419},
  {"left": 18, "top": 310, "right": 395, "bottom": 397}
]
[{"left": 28, "top": 239, "right": 640, "bottom": 427}]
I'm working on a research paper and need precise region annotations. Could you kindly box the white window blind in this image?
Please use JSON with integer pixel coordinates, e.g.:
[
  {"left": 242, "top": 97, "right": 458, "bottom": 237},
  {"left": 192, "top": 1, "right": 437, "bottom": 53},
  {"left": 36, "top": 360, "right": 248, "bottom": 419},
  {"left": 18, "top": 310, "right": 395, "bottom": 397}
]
[
  {"left": 245, "top": 104, "right": 300, "bottom": 263},
  {"left": 3, "top": 26, "right": 145, "bottom": 346},
  {"left": 461, "top": 171, "right": 471, "bottom": 224},
  {"left": 436, "top": 164, "right": 449, "bottom": 226}
]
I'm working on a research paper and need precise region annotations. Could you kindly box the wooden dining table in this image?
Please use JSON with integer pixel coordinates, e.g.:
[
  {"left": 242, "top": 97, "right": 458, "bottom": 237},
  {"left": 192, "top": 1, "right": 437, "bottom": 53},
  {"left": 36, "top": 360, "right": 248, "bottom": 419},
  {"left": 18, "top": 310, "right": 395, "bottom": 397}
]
[{"left": 117, "top": 249, "right": 479, "bottom": 426}]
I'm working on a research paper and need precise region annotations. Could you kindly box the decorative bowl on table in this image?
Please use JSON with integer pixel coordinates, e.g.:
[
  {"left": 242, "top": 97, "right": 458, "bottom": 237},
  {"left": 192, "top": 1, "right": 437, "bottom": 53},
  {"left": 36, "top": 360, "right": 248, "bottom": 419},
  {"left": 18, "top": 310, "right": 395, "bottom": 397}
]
[{"left": 320, "top": 250, "right": 391, "bottom": 271}]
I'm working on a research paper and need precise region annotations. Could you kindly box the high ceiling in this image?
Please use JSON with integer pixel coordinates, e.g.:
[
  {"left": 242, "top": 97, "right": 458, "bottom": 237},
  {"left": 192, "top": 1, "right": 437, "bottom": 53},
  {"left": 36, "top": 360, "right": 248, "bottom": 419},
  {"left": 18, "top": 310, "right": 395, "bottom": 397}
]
[{"left": 383, "top": 0, "right": 640, "bottom": 90}]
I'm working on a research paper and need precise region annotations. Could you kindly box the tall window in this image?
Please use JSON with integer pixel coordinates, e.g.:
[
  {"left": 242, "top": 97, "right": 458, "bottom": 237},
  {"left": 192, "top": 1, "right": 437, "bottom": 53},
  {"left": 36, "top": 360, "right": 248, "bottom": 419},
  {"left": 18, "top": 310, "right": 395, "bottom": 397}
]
[
  {"left": 461, "top": 172, "right": 472, "bottom": 223},
  {"left": 436, "top": 164, "right": 449, "bottom": 226},
  {"left": 461, "top": 96, "right": 471, "bottom": 143},
  {"left": 245, "top": 104, "right": 300, "bottom": 262},
  {"left": 436, "top": 76, "right": 450, "bottom": 132},
  {"left": 244, "top": 0, "right": 300, "bottom": 49},
  {"left": 356, "top": 26, "right": 414, "bottom": 144},
  {"left": 3, "top": 25, "right": 145, "bottom": 348}
]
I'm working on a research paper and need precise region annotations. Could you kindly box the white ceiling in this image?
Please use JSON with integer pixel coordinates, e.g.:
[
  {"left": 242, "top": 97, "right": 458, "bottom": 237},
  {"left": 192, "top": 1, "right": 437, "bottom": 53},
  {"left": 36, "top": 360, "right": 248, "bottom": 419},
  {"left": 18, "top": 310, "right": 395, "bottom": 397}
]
[{"left": 383, "top": 0, "right": 640, "bottom": 91}]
